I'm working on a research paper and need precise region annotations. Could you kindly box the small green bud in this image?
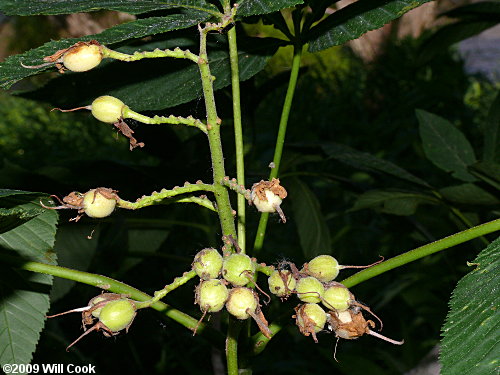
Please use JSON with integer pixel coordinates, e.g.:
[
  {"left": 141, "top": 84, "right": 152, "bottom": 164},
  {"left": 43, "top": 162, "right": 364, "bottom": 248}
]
[
  {"left": 225, "top": 287, "right": 258, "bottom": 320},
  {"left": 268, "top": 270, "right": 296, "bottom": 297},
  {"left": 196, "top": 279, "right": 229, "bottom": 313},
  {"left": 296, "top": 276, "right": 325, "bottom": 303},
  {"left": 222, "top": 254, "right": 256, "bottom": 286},
  {"left": 192, "top": 248, "right": 223, "bottom": 280}
]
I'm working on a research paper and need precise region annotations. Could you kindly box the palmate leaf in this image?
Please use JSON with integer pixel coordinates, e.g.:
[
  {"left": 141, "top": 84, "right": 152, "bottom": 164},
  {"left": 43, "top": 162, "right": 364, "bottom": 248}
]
[
  {"left": 287, "top": 178, "right": 331, "bottom": 259},
  {"left": 0, "top": 0, "right": 219, "bottom": 16},
  {"left": 0, "top": 13, "right": 211, "bottom": 89},
  {"left": 416, "top": 109, "right": 477, "bottom": 182},
  {"left": 22, "top": 36, "right": 283, "bottom": 111},
  {"left": 237, "top": 0, "right": 304, "bottom": 17},
  {"left": 440, "top": 236, "right": 500, "bottom": 375},
  {"left": 307, "top": 0, "right": 432, "bottom": 52},
  {"left": 0, "top": 191, "right": 58, "bottom": 367}
]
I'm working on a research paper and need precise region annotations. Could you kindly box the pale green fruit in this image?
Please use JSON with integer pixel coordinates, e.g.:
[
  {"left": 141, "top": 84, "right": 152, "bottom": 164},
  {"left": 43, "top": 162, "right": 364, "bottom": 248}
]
[
  {"left": 193, "top": 248, "right": 223, "bottom": 280},
  {"left": 296, "top": 303, "right": 327, "bottom": 333},
  {"left": 305, "top": 255, "right": 340, "bottom": 282},
  {"left": 63, "top": 44, "right": 102, "bottom": 72},
  {"left": 225, "top": 287, "right": 258, "bottom": 320},
  {"left": 268, "top": 270, "right": 296, "bottom": 297},
  {"left": 99, "top": 299, "right": 136, "bottom": 332},
  {"left": 91, "top": 96, "right": 126, "bottom": 124},
  {"left": 322, "top": 285, "right": 350, "bottom": 311},
  {"left": 296, "top": 276, "right": 324, "bottom": 303},
  {"left": 196, "top": 279, "right": 229, "bottom": 313},
  {"left": 222, "top": 254, "right": 255, "bottom": 286},
  {"left": 82, "top": 189, "right": 116, "bottom": 218}
]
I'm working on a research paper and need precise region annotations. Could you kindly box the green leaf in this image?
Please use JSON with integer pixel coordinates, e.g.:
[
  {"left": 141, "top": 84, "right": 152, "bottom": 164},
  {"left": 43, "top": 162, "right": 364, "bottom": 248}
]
[
  {"left": 469, "top": 162, "right": 500, "bottom": 191},
  {"left": 440, "top": 236, "right": 500, "bottom": 375},
  {"left": 440, "top": 184, "right": 500, "bottom": 205},
  {"left": 50, "top": 225, "right": 100, "bottom": 302},
  {"left": 307, "top": 0, "right": 432, "bottom": 52},
  {"left": 0, "top": 14, "right": 211, "bottom": 89},
  {"left": 442, "top": 1, "right": 500, "bottom": 18},
  {"left": 0, "top": 190, "right": 49, "bottom": 233},
  {"left": 350, "top": 190, "right": 437, "bottom": 216},
  {"left": 416, "top": 109, "right": 477, "bottom": 182},
  {"left": 287, "top": 178, "right": 331, "bottom": 258},
  {"left": 0, "top": 0, "right": 219, "bottom": 16},
  {"left": 483, "top": 90, "right": 500, "bottom": 162},
  {"left": 21, "top": 36, "right": 282, "bottom": 111},
  {"left": 322, "top": 142, "right": 430, "bottom": 188},
  {"left": 0, "top": 194, "right": 58, "bottom": 367},
  {"left": 238, "top": 0, "right": 304, "bottom": 17}
]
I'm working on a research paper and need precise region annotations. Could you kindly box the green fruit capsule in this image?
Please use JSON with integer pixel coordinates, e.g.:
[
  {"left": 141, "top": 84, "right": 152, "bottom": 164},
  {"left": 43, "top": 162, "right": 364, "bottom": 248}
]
[
  {"left": 222, "top": 254, "right": 256, "bottom": 286},
  {"left": 296, "top": 276, "right": 324, "bottom": 303},
  {"left": 322, "top": 285, "right": 351, "bottom": 311},
  {"left": 99, "top": 299, "right": 136, "bottom": 332},
  {"left": 268, "top": 270, "right": 296, "bottom": 297},
  {"left": 82, "top": 189, "right": 116, "bottom": 218},
  {"left": 304, "top": 255, "right": 340, "bottom": 283},
  {"left": 192, "top": 248, "right": 223, "bottom": 280},
  {"left": 91, "top": 96, "right": 126, "bottom": 124},
  {"left": 63, "top": 44, "right": 102, "bottom": 72},
  {"left": 196, "top": 279, "right": 229, "bottom": 313},
  {"left": 225, "top": 287, "right": 258, "bottom": 320},
  {"left": 296, "top": 303, "right": 327, "bottom": 334}
]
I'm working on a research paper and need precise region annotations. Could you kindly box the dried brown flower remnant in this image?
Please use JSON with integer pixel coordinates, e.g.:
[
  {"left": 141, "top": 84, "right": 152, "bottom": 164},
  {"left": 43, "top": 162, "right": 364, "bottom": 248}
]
[{"left": 250, "top": 178, "right": 287, "bottom": 222}]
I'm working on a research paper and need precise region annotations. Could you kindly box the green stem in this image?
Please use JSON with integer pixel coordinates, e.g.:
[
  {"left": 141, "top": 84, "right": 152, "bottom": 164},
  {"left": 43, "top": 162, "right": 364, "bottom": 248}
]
[
  {"left": 122, "top": 107, "right": 207, "bottom": 133},
  {"left": 198, "top": 26, "right": 237, "bottom": 250},
  {"left": 221, "top": 177, "right": 251, "bottom": 201},
  {"left": 118, "top": 183, "right": 214, "bottom": 209},
  {"left": 226, "top": 17, "right": 246, "bottom": 254},
  {"left": 101, "top": 45, "right": 199, "bottom": 63},
  {"left": 13, "top": 259, "right": 224, "bottom": 346},
  {"left": 135, "top": 270, "right": 197, "bottom": 309},
  {"left": 253, "top": 43, "right": 303, "bottom": 253},
  {"left": 341, "top": 218, "right": 500, "bottom": 288},
  {"left": 226, "top": 318, "right": 242, "bottom": 375},
  {"left": 249, "top": 322, "right": 282, "bottom": 356}
]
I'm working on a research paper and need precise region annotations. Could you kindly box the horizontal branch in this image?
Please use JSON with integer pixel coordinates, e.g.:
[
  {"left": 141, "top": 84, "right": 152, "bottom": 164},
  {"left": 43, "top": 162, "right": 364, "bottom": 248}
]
[
  {"left": 122, "top": 107, "right": 207, "bottom": 134},
  {"left": 101, "top": 46, "right": 199, "bottom": 63}
]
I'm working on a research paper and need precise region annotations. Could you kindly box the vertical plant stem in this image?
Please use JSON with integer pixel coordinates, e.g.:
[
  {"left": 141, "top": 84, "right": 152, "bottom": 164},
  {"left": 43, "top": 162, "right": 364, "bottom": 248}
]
[
  {"left": 226, "top": 319, "right": 242, "bottom": 375},
  {"left": 226, "top": 10, "right": 246, "bottom": 253},
  {"left": 198, "top": 27, "right": 236, "bottom": 244},
  {"left": 253, "top": 43, "right": 303, "bottom": 253}
]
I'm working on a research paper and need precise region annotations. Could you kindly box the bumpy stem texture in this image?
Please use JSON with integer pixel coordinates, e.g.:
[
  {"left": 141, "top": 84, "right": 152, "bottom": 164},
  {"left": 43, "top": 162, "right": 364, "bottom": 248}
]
[
  {"left": 122, "top": 107, "right": 207, "bottom": 133},
  {"left": 341, "top": 218, "right": 500, "bottom": 288},
  {"left": 101, "top": 46, "right": 199, "bottom": 63}
]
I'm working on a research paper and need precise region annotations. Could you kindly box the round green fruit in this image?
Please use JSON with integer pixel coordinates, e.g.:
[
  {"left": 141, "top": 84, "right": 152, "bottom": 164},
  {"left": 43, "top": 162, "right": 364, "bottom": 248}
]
[
  {"left": 91, "top": 96, "right": 126, "bottom": 124},
  {"left": 304, "top": 255, "right": 340, "bottom": 283},
  {"left": 82, "top": 189, "right": 116, "bottom": 218},
  {"left": 322, "top": 285, "right": 351, "bottom": 311},
  {"left": 296, "top": 303, "right": 327, "bottom": 334},
  {"left": 222, "top": 254, "right": 255, "bottom": 286},
  {"left": 196, "top": 279, "right": 229, "bottom": 313},
  {"left": 63, "top": 44, "right": 102, "bottom": 72},
  {"left": 98, "top": 299, "right": 136, "bottom": 332},
  {"left": 192, "top": 248, "right": 223, "bottom": 280},
  {"left": 225, "top": 287, "right": 258, "bottom": 320},
  {"left": 296, "top": 276, "right": 325, "bottom": 303},
  {"left": 268, "top": 270, "right": 296, "bottom": 297}
]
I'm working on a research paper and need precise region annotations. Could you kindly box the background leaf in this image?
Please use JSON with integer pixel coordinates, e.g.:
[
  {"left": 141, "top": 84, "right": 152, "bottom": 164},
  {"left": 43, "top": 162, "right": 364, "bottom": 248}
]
[
  {"left": 417, "top": 109, "right": 477, "bottom": 182},
  {"left": 439, "top": 184, "right": 499, "bottom": 205},
  {"left": 350, "top": 190, "right": 437, "bottom": 216},
  {"left": 287, "top": 178, "right": 331, "bottom": 258},
  {"left": 307, "top": 0, "right": 432, "bottom": 52},
  {"left": 0, "top": 14, "right": 211, "bottom": 89},
  {"left": 0, "top": 193, "right": 58, "bottom": 368},
  {"left": 0, "top": 0, "right": 219, "bottom": 16},
  {"left": 483, "top": 90, "right": 500, "bottom": 162},
  {"left": 238, "top": 0, "right": 304, "bottom": 17},
  {"left": 322, "top": 142, "right": 430, "bottom": 188},
  {"left": 440, "top": 236, "right": 500, "bottom": 375}
]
